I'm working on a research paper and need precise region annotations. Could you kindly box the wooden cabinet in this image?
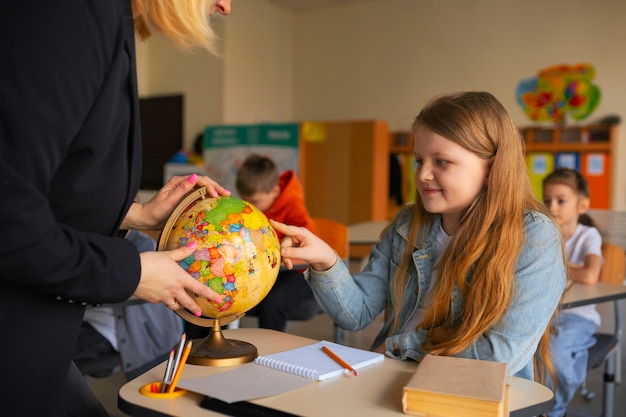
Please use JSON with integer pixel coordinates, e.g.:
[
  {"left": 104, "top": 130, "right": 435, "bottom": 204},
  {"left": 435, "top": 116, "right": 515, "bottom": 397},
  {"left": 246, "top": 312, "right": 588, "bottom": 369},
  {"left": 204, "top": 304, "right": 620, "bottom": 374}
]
[
  {"left": 388, "top": 131, "right": 415, "bottom": 219},
  {"left": 390, "top": 131, "right": 413, "bottom": 154},
  {"left": 522, "top": 124, "right": 616, "bottom": 153},
  {"left": 521, "top": 123, "right": 618, "bottom": 209},
  {"left": 300, "top": 120, "right": 390, "bottom": 226}
]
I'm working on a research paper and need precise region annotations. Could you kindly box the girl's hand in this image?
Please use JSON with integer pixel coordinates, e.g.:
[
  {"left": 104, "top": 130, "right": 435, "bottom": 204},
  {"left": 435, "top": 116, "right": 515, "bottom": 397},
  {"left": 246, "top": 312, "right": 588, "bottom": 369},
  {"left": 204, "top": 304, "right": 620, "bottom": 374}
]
[
  {"left": 270, "top": 220, "right": 338, "bottom": 272},
  {"left": 121, "top": 174, "right": 231, "bottom": 230},
  {"left": 568, "top": 255, "right": 602, "bottom": 285},
  {"left": 134, "top": 241, "right": 223, "bottom": 315}
]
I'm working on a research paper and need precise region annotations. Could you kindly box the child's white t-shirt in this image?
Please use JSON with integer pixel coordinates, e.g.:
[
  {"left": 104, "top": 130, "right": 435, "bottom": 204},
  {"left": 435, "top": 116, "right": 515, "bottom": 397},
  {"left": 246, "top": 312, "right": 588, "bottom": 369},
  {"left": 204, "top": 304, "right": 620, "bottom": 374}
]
[{"left": 566, "top": 223, "right": 603, "bottom": 326}]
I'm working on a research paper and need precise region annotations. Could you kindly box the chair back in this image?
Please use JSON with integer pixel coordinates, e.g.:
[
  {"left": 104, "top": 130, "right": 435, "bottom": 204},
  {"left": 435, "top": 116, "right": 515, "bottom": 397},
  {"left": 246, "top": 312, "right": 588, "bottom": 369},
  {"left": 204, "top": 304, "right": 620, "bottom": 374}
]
[
  {"left": 599, "top": 242, "right": 625, "bottom": 285},
  {"left": 588, "top": 209, "right": 626, "bottom": 255},
  {"left": 312, "top": 217, "right": 349, "bottom": 261}
]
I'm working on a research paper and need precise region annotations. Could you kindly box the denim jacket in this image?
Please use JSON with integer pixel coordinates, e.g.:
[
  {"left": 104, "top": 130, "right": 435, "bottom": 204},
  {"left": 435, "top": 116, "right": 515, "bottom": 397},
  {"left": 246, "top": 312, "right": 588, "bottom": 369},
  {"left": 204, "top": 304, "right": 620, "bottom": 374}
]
[{"left": 306, "top": 207, "right": 566, "bottom": 380}]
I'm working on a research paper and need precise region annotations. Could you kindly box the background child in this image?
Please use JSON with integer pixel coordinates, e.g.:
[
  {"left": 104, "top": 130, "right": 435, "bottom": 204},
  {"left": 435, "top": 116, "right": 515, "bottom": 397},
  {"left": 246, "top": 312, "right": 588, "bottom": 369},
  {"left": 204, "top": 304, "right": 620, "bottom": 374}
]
[
  {"left": 74, "top": 230, "right": 184, "bottom": 380},
  {"left": 272, "top": 91, "right": 567, "bottom": 383},
  {"left": 236, "top": 153, "right": 318, "bottom": 331},
  {"left": 543, "top": 167, "right": 603, "bottom": 417}
]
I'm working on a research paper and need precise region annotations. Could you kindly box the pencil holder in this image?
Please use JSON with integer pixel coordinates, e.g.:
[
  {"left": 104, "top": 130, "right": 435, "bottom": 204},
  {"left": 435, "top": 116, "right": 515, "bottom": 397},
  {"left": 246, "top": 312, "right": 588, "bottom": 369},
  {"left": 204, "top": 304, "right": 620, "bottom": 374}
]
[{"left": 139, "top": 382, "right": 187, "bottom": 398}]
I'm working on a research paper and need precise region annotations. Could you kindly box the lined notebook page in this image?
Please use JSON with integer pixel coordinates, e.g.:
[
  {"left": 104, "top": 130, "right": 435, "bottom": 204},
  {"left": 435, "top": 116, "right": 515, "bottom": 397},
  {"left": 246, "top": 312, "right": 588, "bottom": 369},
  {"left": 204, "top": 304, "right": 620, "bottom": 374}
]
[{"left": 254, "top": 340, "right": 384, "bottom": 381}]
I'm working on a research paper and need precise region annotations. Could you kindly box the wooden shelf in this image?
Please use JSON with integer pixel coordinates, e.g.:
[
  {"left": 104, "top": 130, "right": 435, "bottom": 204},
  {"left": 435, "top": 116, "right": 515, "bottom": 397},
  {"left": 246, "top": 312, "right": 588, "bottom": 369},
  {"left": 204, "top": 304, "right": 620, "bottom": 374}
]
[
  {"left": 389, "top": 131, "right": 413, "bottom": 154},
  {"left": 522, "top": 123, "right": 617, "bottom": 209},
  {"left": 388, "top": 124, "right": 618, "bottom": 210},
  {"left": 521, "top": 124, "right": 615, "bottom": 151},
  {"left": 301, "top": 120, "right": 390, "bottom": 225},
  {"left": 524, "top": 142, "right": 611, "bottom": 153}
]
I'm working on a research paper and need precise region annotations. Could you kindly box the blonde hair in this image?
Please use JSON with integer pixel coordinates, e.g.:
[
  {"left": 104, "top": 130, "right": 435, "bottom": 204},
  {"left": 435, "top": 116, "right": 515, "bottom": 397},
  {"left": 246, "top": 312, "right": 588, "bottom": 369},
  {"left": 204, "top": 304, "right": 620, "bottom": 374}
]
[
  {"left": 393, "top": 91, "right": 563, "bottom": 383},
  {"left": 132, "top": 0, "right": 221, "bottom": 54}
]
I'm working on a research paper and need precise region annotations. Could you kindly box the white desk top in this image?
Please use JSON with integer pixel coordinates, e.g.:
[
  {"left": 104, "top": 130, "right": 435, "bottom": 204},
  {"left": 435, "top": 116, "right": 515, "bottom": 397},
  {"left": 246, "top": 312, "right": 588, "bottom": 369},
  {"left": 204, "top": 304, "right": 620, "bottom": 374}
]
[
  {"left": 348, "top": 220, "right": 390, "bottom": 245},
  {"left": 561, "top": 282, "right": 626, "bottom": 309},
  {"left": 119, "top": 328, "right": 554, "bottom": 417}
]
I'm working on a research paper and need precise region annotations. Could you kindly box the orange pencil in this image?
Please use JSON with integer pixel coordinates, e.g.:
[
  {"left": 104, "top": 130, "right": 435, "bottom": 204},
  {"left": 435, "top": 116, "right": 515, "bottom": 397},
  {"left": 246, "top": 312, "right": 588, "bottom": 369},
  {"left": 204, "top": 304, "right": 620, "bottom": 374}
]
[
  {"left": 166, "top": 340, "right": 192, "bottom": 393},
  {"left": 321, "top": 345, "right": 358, "bottom": 376}
]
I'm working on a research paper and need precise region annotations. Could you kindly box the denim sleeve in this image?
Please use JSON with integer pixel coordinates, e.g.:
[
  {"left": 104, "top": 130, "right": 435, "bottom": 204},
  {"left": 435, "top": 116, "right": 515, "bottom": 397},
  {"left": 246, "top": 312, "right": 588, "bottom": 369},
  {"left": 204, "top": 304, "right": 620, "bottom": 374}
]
[
  {"left": 306, "top": 252, "right": 392, "bottom": 331},
  {"left": 306, "top": 217, "right": 403, "bottom": 332},
  {"left": 385, "top": 211, "right": 567, "bottom": 377}
]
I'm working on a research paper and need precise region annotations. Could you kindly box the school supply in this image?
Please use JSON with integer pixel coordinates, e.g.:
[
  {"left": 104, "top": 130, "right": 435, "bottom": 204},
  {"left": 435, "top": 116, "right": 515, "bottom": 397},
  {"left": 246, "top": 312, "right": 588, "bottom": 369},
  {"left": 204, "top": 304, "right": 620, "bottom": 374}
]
[
  {"left": 402, "top": 354, "right": 509, "bottom": 417},
  {"left": 167, "top": 340, "right": 192, "bottom": 393},
  {"left": 254, "top": 340, "right": 384, "bottom": 381},
  {"left": 177, "top": 340, "right": 383, "bottom": 403}
]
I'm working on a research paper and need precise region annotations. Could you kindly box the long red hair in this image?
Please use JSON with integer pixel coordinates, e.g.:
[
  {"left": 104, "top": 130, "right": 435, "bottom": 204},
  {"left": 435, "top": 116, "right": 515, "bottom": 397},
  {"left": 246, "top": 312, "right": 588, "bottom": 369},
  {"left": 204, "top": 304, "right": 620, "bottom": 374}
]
[{"left": 391, "top": 91, "right": 565, "bottom": 384}]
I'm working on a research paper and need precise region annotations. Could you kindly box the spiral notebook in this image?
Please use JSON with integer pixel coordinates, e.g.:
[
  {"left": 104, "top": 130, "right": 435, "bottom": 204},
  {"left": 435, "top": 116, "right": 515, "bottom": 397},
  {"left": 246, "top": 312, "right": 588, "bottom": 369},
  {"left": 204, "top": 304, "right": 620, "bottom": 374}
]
[{"left": 254, "top": 340, "right": 384, "bottom": 381}]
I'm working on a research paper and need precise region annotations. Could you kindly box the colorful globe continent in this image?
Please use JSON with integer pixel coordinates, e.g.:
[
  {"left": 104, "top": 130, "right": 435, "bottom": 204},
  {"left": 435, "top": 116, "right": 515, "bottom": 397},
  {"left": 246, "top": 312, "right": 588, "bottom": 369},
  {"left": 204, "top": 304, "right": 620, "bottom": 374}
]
[{"left": 161, "top": 194, "right": 280, "bottom": 319}]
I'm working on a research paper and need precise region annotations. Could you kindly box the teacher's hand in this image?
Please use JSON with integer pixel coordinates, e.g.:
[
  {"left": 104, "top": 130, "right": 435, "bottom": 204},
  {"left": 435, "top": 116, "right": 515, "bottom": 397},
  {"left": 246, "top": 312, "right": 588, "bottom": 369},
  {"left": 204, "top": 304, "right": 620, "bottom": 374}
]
[
  {"left": 135, "top": 241, "right": 223, "bottom": 315},
  {"left": 121, "top": 173, "right": 231, "bottom": 231}
]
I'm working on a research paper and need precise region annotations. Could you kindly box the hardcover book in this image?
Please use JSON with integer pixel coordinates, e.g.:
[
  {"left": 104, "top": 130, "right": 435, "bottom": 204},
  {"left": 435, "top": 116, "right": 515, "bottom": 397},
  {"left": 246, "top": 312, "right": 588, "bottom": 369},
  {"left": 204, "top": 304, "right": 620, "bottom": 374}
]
[{"left": 402, "top": 354, "right": 509, "bottom": 417}]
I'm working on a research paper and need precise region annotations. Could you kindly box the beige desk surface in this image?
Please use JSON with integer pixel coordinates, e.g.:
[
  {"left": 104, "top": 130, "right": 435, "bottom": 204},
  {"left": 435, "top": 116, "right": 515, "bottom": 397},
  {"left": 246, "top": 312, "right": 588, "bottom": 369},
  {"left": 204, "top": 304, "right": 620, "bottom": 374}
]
[
  {"left": 561, "top": 281, "right": 626, "bottom": 309},
  {"left": 348, "top": 220, "right": 390, "bottom": 245},
  {"left": 119, "top": 328, "right": 553, "bottom": 417}
]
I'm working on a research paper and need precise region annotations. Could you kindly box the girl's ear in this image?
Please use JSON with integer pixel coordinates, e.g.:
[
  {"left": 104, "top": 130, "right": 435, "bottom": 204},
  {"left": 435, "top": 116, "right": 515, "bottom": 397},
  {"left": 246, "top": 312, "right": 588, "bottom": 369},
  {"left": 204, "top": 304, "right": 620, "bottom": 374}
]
[{"left": 578, "top": 196, "right": 591, "bottom": 214}]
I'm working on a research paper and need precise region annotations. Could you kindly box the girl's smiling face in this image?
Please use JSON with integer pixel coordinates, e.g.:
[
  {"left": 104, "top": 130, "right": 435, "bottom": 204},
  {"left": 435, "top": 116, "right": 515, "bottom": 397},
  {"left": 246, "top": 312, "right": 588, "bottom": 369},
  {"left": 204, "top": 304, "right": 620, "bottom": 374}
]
[{"left": 413, "top": 125, "right": 491, "bottom": 235}]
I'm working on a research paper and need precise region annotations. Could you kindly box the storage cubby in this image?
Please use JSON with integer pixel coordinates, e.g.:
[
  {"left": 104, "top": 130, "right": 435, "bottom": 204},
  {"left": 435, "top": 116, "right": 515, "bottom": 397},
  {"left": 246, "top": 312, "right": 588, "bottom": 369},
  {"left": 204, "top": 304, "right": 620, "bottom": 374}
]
[{"left": 521, "top": 123, "right": 618, "bottom": 209}]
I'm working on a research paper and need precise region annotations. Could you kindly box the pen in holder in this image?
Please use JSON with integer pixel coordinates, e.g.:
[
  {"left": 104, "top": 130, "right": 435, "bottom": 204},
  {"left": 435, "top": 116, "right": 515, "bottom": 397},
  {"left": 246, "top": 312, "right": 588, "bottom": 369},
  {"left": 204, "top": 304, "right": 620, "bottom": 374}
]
[{"left": 139, "top": 382, "right": 187, "bottom": 398}]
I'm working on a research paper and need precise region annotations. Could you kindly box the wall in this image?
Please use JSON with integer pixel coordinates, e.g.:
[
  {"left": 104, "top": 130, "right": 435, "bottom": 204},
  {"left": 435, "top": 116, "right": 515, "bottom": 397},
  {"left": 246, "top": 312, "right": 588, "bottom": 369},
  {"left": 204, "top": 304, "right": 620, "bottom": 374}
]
[
  {"left": 223, "top": 1, "right": 294, "bottom": 124},
  {"left": 137, "top": 0, "right": 626, "bottom": 209},
  {"left": 292, "top": 0, "right": 626, "bottom": 209},
  {"left": 135, "top": 23, "right": 226, "bottom": 146},
  {"left": 136, "top": 0, "right": 293, "bottom": 147}
]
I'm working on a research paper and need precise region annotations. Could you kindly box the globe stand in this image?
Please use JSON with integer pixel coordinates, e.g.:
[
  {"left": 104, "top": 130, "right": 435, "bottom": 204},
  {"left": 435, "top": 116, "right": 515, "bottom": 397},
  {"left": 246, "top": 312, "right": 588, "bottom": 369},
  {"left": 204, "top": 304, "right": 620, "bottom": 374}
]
[{"left": 176, "top": 309, "right": 257, "bottom": 366}]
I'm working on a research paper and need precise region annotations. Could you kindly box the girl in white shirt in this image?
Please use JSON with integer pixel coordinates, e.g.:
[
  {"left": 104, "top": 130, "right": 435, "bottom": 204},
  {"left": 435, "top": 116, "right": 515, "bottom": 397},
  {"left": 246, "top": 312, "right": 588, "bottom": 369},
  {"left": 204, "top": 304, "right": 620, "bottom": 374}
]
[{"left": 543, "top": 167, "right": 603, "bottom": 417}]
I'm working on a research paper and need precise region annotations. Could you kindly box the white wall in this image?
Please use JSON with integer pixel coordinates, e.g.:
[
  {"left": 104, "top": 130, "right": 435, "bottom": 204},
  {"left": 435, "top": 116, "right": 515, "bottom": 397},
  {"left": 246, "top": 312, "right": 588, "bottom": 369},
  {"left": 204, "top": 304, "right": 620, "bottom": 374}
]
[
  {"left": 292, "top": 0, "right": 626, "bottom": 209},
  {"left": 136, "top": 0, "right": 293, "bottom": 146},
  {"left": 135, "top": 24, "right": 225, "bottom": 146},
  {"left": 223, "top": 0, "right": 294, "bottom": 124},
  {"left": 137, "top": 0, "right": 626, "bottom": 209}
]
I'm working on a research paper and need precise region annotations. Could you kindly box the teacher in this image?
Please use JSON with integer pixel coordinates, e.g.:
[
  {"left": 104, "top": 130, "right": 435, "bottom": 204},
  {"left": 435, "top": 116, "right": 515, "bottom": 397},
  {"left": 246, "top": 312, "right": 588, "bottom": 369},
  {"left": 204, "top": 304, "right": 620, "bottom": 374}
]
[{"left": 0, "top": 1, "right": 232, "bottom": 416}]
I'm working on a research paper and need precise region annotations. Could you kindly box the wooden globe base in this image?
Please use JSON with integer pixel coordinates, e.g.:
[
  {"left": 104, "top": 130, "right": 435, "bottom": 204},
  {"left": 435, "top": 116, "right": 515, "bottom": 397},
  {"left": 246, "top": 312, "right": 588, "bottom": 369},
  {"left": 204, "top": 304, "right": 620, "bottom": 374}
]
[{"left": 179, "top": 312, "right": 257, "bottom": 366}]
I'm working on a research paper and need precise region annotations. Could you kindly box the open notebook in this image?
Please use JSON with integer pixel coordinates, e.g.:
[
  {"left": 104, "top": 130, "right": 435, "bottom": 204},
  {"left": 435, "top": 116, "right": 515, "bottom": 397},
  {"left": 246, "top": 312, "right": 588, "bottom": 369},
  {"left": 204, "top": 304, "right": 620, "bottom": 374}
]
[
  {"left": 255, "top": 340, "right": 384, "bottom": 381},
  {"left": 178, "top": 340, "right": 385, "bottom": 403}
]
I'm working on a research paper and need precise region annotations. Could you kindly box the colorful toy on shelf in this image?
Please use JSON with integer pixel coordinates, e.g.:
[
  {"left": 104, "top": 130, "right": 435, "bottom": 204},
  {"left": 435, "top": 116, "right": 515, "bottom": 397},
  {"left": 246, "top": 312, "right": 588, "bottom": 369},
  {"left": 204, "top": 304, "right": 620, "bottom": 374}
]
[
  {"left": 169, "top": 150, "right": 204, "bottom": 165},
  {"left": 516, "top": 63, "right": 600, "bottom": 124}
]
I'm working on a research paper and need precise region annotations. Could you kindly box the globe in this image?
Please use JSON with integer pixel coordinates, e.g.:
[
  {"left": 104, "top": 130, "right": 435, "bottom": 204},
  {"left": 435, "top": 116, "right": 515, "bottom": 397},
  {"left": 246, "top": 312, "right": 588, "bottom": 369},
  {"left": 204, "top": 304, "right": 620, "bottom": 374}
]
[{"left": 158, "top": 188, "right": 281, "bottom": 365}]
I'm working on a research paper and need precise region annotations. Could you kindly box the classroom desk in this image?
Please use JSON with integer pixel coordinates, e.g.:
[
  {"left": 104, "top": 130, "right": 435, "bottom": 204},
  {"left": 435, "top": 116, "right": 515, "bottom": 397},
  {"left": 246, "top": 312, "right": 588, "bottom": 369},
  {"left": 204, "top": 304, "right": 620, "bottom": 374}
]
[
  {"left": 560, "top": 282, "right": 626, "bottom": 416},
  {"left": 561, "top": 281, "right": 626, "bottom": 309},
  {"left": 348, "top": 220, "right": 390, "bottom": 260},
  {"left": 348, "top": 220, "right": 390, "bottom": 245},
  {"left": 118, "top": 328, "right": 554, "bottom": 417}
]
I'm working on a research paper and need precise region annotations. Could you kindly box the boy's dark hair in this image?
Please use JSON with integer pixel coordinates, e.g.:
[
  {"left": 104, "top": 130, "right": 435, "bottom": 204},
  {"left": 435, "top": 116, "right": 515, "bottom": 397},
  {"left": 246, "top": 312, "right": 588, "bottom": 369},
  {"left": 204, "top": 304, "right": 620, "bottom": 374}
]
[
  {"left": 543, "top": 167, "right": 596, "bottom": 227},
  {"left": 236, "top": 154, "right": 279, "bottom": 196}
]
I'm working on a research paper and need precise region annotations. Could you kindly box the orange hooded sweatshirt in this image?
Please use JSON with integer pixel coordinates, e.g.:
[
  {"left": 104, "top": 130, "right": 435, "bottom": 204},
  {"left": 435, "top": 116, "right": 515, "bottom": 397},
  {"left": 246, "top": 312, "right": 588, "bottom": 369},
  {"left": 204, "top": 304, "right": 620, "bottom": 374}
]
[{"left": 263, "top": 170, "right": 317, "bottom": 241}]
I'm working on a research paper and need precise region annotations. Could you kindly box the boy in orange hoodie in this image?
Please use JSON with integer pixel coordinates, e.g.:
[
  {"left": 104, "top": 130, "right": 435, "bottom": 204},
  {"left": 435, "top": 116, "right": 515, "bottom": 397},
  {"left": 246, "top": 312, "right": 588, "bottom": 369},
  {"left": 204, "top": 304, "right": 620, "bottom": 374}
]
[{"left": 236, "top": 153, "right": 318, "bottom": 331}]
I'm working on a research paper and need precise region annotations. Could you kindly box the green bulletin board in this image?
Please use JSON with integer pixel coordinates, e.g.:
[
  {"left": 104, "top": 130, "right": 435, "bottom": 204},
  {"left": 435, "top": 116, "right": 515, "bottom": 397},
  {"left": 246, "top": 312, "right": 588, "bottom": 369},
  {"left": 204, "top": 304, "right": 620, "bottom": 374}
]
[{"left": 203, "top": 123, "right": 300, "bottom": 197}]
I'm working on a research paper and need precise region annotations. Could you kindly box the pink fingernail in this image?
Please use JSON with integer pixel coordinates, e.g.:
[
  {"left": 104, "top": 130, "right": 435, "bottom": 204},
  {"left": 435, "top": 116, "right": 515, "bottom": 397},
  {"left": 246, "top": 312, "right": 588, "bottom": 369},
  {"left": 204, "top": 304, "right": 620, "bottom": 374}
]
[
  {"left": 194, "top": 311, "right": 201, "bottom": 317},
  {"left": 188, "top": 173, "right": 198, "bottom": 183},
  {"left": 187, "top": 241, "right": 197, "bottom": 250}
]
